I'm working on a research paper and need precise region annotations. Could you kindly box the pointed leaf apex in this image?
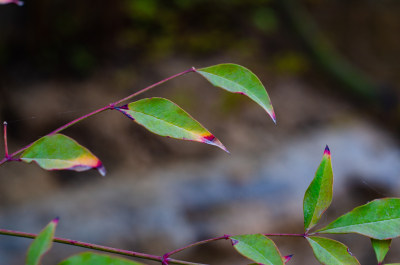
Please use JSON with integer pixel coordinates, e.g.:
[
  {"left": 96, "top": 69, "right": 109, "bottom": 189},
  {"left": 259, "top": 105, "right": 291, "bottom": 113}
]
[
  {"left": 284, "top": 254, "right": 293, "bottom": 263},
  {"left": 52, "top": 217, "right": 60, "bottom": 224},
  {"left": 202, "top": 134, "right": 229, "bottom": 153},
  {"left": 97, "top": 164, "right": 106, "bottom": 176},
  {"left": 324, "top": 145, "right": 330, "bottom": 156}
]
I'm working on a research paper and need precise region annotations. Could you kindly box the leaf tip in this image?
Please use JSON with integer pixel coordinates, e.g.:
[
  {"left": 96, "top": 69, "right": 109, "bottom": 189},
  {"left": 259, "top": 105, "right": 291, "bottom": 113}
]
[
  {"left": 52, "top": 217, "right": 60, "bottom": 224},
  {"left": 324, "top": 145, "right": 330, "bottom": 156},
  {"left": 97, "top": 164, "right": 106, "bottom": 176},
  {"left": 202, "top": 134, "right": 229, "bottom": 153},
  {"left": 284, "top": 254, "right": 293, "bottom": 263}
]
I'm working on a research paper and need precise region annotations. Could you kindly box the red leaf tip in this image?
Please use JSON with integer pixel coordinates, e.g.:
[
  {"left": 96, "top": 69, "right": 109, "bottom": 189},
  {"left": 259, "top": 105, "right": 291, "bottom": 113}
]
[
  {"left": 52, "top": 217, "right": 60, "bottom": 224},
  {"left": 324, "top": 145, "right": 330, "bottom": 156},
  {"left": 284, "top": 254, "right": 293, "bottom": 263}
]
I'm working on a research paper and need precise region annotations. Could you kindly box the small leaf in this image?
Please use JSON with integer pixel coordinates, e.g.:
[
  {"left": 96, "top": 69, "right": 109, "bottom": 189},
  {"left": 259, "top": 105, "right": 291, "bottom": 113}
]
[
  {"left": 20, "top": 134, "right": 106, "bottom": 176},
  {"left": 115, "top": 97, "right": 228, "bottom": 152},
  {"left": 230, "top": 234, "right": 284, "bottom": 265},
  {"left": 303, "top": 145, "right": 333, "bottom": 231},
  {"left": 196, "top": 63, "right": 276, "bottom": 123},
  {"left": 316, "top": 198, "right": 400, "bottom": 239},
  {"left": 371, "top": 238, "right": 391, "bottom": 263},
  {"left": 306, "top": 236, "right": 359, "bottom": 265},
  {"left": 58, "top": 252, "right": 145, "bottom": 265},
  {"left": 26, "top": 218, "right": 58, "bottom": 265}
]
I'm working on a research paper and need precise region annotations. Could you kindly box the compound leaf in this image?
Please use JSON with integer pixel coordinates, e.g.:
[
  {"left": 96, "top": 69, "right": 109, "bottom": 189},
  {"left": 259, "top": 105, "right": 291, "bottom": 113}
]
[
  {"left": 230, "top": 234, "right": 284, "bottom": 265},
  {"left": 20, "top": 134, "right": 106, "bottom": 176},
  {"left": 316, "top": 198, "right": 400, "bottom": 240},
  {"left": 303, "top": 146, "right": 333, "bottom": 231},
  {"left": 371, "top": 239, "right": 391, "bottom": 263},
  {"left": 196, "top": 63, "right": 276, "bottom": 123},
  {"left": 115, "top": 97, "right": 228, "bottom": 152},
  {"left": 58, "top": 252, "right": 145, "bottom": 265},
  {"left": 306, "top": 236, "right": 359, "bottom": 265},
  {"left": 26, "top": 218, "right": 58, "bottom": 265}
]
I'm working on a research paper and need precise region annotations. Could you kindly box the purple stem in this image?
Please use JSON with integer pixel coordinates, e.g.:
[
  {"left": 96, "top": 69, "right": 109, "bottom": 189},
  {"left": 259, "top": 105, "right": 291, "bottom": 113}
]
[
  {"left": 0, "top": 229, "right": 205, "bottom": 265},
  {"left": 0, "top": 67, "right": 196, "bottom": 166},
  {"left": 163, "top": 235, "right": 229, "bottom": 262}
]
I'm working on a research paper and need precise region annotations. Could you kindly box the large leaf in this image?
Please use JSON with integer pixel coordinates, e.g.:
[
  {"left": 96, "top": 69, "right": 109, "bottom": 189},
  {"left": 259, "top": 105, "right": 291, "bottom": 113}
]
[
  {"left": 58, "top": 252, "right": 145, "bottom": 265},
  {"left": 196, "top": 63, "right": 276, "bottom": 123},
  {"left": 371, "top": 239, "right": 391, "bottom": 264},
  {"left": 115, "top": 97, "right": 228, "bottom": 152},
  {"left": 230, "top": 234, "right": 284, "bottom": 265},
  {"left": 26, "top": 218, "right": 58, "bottom": 265},
  {"left": 306, "top": 236, "right": 359, "bottom": 265},
  {"left": 303, "top": 145, "right": 333, "bottom": 231},
  {"left": 316, "top": 198, "right": 400, "bottom": 239},
  {"left": 20, "top": 134, "right": 106, "bottom": 176}
]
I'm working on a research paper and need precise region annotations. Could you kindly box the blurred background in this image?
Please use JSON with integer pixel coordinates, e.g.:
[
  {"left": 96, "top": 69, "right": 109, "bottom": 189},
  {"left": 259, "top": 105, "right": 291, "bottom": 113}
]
[{"left": 0, "top": 0, "right": 400, "bottom": 264}]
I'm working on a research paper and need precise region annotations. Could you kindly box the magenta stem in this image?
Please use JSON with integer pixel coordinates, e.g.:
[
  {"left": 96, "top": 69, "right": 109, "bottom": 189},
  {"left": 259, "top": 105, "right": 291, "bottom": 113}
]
[
  {"left": 0, "top": 68, "right": 196, "bottom": 166},
  {"left": 0, "top": 229, "right": 205, "bottom": 265}
]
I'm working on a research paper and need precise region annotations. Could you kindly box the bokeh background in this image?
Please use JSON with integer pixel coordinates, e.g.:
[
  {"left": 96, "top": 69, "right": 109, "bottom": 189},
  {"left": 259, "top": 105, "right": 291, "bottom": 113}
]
[{"left": 1, "top": 0, "right": 400, "bottom": 264}]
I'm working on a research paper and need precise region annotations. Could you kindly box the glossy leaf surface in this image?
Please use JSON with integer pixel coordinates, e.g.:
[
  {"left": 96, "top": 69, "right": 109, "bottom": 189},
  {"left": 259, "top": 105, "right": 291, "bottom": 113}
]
[
  {"left": 230, "top": 234, "right": 283, "bottom": 265},
  {"left": 26, "top": 218, "right": 58, "bottom": 265},
  {"left": 371, "top": 238, "right": 391, "bottom": 263},
  {"left": 303, "top": 146, "right": 333, "bottom": 231},
  {"left": 58, "top": 252, "right": 145, "bottom": 265},
  {"left": 317, "top": 198, "right": 400, "bottom": 239},
  {"left": 306, "top": 236, "right": 359, "bottom": 265},
  {"left": 196, "top": 63, "right": 276, "bottom": 123},
  {"left": 116, "top": 97, "right": 227, "bottom": 152},
  {"left": 20, "top": 134, "right": 105, "bottom": 176}
]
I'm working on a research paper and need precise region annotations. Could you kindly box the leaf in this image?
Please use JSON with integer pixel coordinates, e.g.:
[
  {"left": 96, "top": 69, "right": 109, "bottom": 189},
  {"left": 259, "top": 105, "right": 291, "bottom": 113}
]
[
  {"left": 196, "top": 63, "right": 276, "bottom": 123},
  {"left": 20, "top": 134, "right": 106, "bottom": 176},
  {"left": 0, "top": 0, "right": 23, "bottom": 5},
  {"left": 316, "top": 198, "right": 400, "bottom": 239},
  {"left": 26, "top": 218, "right": 58, "bottom": 265},
  {"left": 303, "top": 145, "right": 333, "bottom": 231},
  {"left": 371, "top": 238, "right": 391, "bottom": 263},
  {"left": 58, "top": 252, "right": 146, "bottom": 265},
  {"left": 230, "top": 234, "right": 284, "bottom": 265},
  {"left": 115, "top": 97, "right": 228, "bottom": 152},
  {"left": 306, "top": 236, "right": 359, "bottom": 265}
]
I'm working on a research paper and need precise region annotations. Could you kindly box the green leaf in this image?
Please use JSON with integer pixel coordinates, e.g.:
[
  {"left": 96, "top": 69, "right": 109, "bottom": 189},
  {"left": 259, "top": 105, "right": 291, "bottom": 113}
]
[
  {"left": 115, "top": 97, "right": 228, "bottom": 152},
  {"left": 306, "top": 236, "right": 359, "bottom": 265},
  {"left": 303, "top": 145, "right": 333, "bottom": 231},
  {"left": 230, "top": 234, "right": 284, "bottom": 265},
  {"left": 196, "top": 63, "right": 276, "bottom": 123},
  {"left": 371, "top": 239, "right": 391, "bottom": 263},
  {"left": 26, "top": 218, "right": 58, "bottom": 265},
  {"left": 20, "top": 134, "right": 106, "bottom": 176},
  {"left": 58, "top": 252, "right": 145, "bottom": 265},
  {"left": 316, "top": 198, "right": 400, "bottom": 239}
]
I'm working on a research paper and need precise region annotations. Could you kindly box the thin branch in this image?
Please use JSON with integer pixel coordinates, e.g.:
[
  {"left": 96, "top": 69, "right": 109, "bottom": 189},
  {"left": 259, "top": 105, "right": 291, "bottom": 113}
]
[
  {"left": 0, "top": 68, "right": 196, "bottom": 166},
  {"left": 163, "top": 235, "right": 229, "bottom": 261},
  {"left": 0, "top": 229, "right": 206, "bottom": 265},
  {"left": 3, "top": 121, "right": 8, "bottom": 159},
  {"left": 263, "top": 233, "right": 306, "bottom": 237}
]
